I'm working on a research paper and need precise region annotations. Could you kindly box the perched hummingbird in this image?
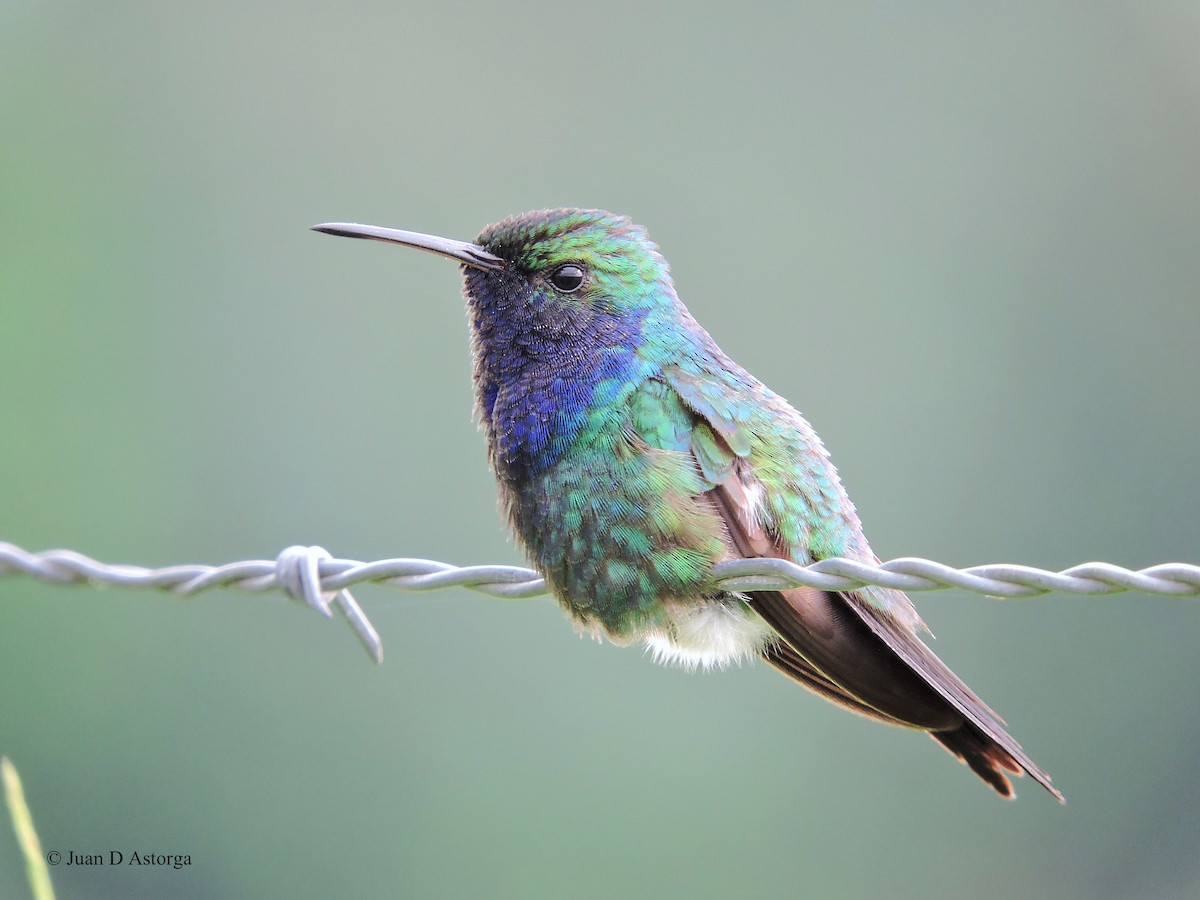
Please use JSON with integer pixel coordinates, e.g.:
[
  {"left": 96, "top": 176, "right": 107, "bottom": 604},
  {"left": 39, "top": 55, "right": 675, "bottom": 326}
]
[{"left": 314, "top": 209, "right": 1061, "bottom": 801}]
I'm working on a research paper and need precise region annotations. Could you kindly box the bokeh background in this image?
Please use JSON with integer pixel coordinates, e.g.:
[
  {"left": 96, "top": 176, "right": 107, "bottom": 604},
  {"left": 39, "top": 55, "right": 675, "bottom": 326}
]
[{"left": 2, "top": 3, "right": 1199, "bottom": 898}]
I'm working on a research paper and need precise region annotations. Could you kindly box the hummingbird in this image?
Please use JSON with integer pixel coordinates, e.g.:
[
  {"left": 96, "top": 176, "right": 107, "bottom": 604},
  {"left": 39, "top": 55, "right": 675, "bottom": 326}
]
[{"left": 314, "top": 209, "right": 1062, "bottom": 801}]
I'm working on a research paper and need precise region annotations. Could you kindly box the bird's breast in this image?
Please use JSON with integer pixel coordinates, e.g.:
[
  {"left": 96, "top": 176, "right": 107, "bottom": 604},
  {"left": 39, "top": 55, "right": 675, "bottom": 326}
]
[
  {"left": 507, "top": 425, "right": 732, "bottom": 640},
  {"left": 481, "top": 350, "right": 652, "bottom": 481}
]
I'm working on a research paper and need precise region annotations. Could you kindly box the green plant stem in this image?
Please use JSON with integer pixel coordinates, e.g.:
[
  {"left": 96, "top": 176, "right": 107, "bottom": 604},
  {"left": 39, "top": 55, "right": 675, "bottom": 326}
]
[{"left": 2, "top": 758, "right": 55, "bottom": 900}]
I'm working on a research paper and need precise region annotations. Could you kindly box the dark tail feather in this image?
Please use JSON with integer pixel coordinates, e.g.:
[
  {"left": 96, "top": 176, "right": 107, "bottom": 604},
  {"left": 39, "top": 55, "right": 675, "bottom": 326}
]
[
  {"left": 931, "top": 726, "right": 1025, "bottom": 800},
  {"left": 762, "top": 641, "right": 913, "bottom": 726},
  {"left": 704, "top": 481, "right": 1062, "bottom": 801}
]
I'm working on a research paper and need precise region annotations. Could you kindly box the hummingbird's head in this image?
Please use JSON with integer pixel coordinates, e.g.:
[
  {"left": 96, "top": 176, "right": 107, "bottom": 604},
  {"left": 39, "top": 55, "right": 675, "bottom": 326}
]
[
  {"left": 312, "top": 209, "right": 689, "bottom": 476},
  {"left": 314, "top": 210, "right": 681, "bottom": 336},
  {"left": 468, "top": 208, "right": 673, "bottom": 317},
  {"left": 314, "top": 208, "right": 681, "bottom": 369}
]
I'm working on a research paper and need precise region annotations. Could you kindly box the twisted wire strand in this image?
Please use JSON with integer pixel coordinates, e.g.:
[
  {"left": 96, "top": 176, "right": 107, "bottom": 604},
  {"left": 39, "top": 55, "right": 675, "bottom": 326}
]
[{"left": 3, "top": 541, "right": 1198, "bottom": 662}]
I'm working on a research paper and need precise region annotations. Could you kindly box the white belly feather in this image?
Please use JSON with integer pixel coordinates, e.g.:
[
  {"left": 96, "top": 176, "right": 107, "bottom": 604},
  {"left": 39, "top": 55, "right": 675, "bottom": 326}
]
[{"left": 643, "top": 598, "right": 775, "bottom": 670}]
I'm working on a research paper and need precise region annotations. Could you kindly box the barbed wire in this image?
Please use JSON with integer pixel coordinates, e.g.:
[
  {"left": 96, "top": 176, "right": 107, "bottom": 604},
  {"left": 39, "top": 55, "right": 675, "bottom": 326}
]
[{"left": 3, "top": 541, "right": 1198, "bottom": 663}]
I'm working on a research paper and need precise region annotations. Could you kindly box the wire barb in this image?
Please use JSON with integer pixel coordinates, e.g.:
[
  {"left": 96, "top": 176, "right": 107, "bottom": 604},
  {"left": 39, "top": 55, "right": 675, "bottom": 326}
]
[
  {"left": 274, "top": 546, "right": 383, "bottom": 664},
  {"left": 2, "top": 541, "right": 1197, "bottom": 660}
]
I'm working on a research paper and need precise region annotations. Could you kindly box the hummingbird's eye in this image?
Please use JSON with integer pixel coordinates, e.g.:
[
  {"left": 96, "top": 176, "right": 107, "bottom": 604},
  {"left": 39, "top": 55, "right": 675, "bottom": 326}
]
[{"left": 549, "top": 264, "right": 586, "bottom": 293}]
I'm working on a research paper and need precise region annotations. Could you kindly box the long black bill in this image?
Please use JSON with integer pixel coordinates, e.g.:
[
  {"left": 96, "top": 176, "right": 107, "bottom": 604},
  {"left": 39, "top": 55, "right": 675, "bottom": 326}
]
[{"left": 311, "top": 222, "right": 505, "bottom": 272}]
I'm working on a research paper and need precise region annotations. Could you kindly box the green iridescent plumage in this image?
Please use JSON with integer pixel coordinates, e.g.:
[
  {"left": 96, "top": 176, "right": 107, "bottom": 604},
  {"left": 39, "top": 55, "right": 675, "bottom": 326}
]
[
  {"left": 466, "top": 210, "right": 886, "bottom": 640},
  {"left": 314, "top": 208, "right": 1062, "bottom": 802}
]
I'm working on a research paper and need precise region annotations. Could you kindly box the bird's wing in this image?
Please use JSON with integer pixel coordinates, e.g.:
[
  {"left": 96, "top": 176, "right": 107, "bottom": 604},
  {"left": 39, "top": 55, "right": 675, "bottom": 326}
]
[{"left": 660, "top": 367, "right": 1062, "bottom": 801}]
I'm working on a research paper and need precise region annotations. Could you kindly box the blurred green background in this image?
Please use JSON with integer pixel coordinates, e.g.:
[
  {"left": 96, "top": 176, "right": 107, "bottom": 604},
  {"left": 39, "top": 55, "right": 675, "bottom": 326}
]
[{"left": 2, "top": 3, "right": 1198, "bottom": 898}]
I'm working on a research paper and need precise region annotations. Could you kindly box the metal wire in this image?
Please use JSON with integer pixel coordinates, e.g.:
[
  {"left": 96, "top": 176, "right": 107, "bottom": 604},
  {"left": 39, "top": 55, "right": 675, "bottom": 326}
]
[{"left": 3, "top": 540, "right": 1198, "bottom": 663}]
